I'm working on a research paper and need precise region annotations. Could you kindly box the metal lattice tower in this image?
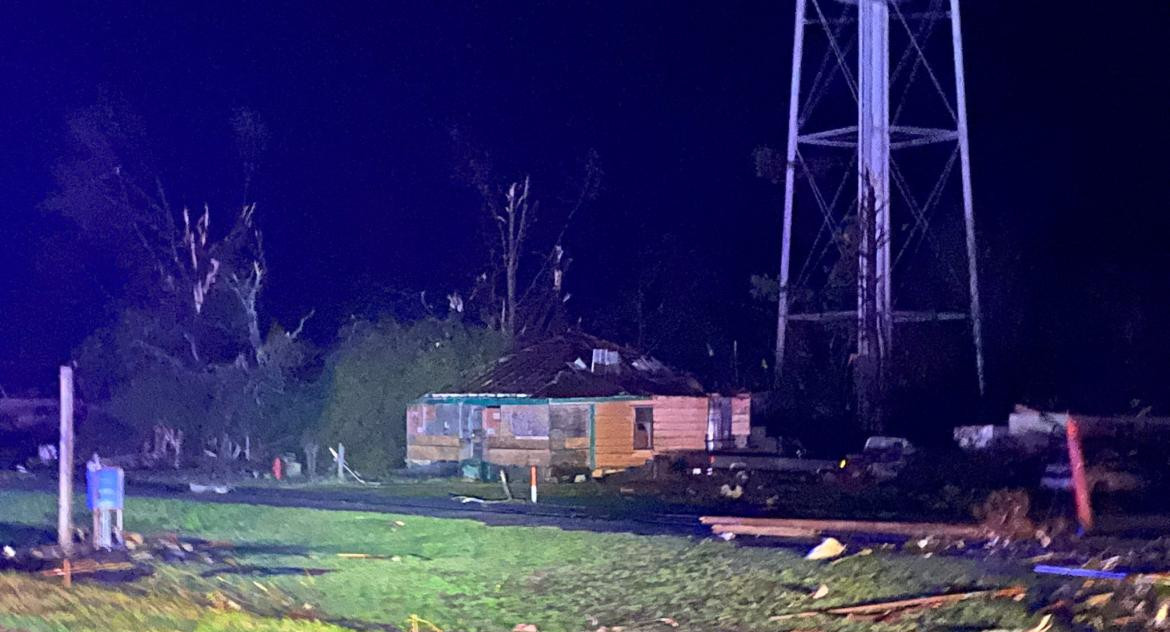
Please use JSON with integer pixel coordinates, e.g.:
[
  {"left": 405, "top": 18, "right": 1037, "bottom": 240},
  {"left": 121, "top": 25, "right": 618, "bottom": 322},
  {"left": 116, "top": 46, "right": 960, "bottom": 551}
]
[{"left": 774, "top": 0, "right": 984, "bottom": 426}]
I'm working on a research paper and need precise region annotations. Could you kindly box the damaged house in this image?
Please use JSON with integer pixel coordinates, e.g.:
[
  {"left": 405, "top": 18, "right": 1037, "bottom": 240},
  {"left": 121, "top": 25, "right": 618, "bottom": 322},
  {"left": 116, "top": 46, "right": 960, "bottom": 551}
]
[{"left": 406, "top": 333, "right": 750, "bottom": 475}]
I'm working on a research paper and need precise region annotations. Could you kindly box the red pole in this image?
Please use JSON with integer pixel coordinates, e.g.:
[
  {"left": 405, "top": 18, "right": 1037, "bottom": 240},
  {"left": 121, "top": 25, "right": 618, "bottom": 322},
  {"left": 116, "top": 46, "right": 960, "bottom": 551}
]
[
  {"left": 1066, "top": 417, "right": 1093, "bottom": 532},
  {"left": 529, "top": 465, "right": 538, "bottom": 503}
]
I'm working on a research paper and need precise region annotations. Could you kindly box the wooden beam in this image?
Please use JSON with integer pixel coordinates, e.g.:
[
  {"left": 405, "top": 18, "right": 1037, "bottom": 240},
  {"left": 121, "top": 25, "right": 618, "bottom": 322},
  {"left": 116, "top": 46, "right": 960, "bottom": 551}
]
[
  {"left": 701, "top": 516, "right": 986, "bottom": 539},
  {"left": 711, "top": 524, "right": 818, "bottom": 538},
  {"left": 770, "top": 586, "right": 1025, "bottom": 621}
]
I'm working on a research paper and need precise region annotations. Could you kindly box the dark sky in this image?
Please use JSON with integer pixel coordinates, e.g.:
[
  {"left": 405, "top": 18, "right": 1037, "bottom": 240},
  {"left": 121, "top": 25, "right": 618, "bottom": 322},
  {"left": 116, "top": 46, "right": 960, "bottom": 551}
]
[{"left": 1, "top": 2, "right": 1168, "bottom": 412}]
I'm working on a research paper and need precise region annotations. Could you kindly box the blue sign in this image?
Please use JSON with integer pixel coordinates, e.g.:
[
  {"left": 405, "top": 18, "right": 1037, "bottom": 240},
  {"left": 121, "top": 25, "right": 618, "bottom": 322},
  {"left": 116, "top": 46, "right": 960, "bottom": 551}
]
[{"left": 86, "top": 467, "right": 124, "bottom": 510}]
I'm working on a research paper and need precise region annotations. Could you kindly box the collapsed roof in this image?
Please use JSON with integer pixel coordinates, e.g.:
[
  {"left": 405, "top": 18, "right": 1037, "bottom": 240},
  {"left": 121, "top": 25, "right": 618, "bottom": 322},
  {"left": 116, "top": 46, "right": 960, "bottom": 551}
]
[{"left": 438, "top": 332, "right": 706, "bottom": 399}]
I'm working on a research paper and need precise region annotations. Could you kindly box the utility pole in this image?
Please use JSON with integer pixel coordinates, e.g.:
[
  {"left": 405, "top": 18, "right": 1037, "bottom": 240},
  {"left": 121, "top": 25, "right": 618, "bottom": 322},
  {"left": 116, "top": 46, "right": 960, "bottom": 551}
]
[{"left": 774, "top": 0, "right": 985, "bottom": 430}]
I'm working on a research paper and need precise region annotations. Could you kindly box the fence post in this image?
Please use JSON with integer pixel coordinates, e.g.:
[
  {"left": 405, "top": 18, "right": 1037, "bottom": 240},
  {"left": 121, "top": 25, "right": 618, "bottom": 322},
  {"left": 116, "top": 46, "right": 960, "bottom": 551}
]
[
  {"left": 529, "top": 465, "right": 538, "bottom": 503},
  {"left": 337, "top": 443, "right": 346, "bottom": 482},
  {"left": 58, "top": 366, "right": 74, "bottom": 557},
  {"left": 1066, "top": 417, "right": 1094, "bottom": 533}
]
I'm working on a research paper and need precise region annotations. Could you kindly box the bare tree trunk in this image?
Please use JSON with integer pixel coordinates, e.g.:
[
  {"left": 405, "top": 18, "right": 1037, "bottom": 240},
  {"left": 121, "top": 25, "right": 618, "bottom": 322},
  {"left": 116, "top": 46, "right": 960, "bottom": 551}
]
[
  {"left": 501, "top": 179, "right": 530, "bottom": 340},
  {"left": 304, "top": 443, "right": 319, "bottom": 480},
  {"left": 505, "top": 258, "right": 517, "bottom": 338}
]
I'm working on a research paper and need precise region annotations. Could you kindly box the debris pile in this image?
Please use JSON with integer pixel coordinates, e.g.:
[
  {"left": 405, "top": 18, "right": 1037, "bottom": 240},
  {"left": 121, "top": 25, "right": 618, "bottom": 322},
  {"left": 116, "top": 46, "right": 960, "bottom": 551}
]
[
  {"left": 769, "top": 586, "right": 1028, "bottom": 624},
  {"left": 0, "top": 531, "right": 244, "bottom": 582}
]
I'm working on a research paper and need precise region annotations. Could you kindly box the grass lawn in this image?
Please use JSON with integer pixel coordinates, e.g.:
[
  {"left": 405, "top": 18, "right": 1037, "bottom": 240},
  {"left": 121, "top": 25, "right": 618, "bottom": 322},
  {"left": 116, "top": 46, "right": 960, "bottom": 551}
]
[{"left": 0, "top": 489, "right": 1049, "bottom": 632}]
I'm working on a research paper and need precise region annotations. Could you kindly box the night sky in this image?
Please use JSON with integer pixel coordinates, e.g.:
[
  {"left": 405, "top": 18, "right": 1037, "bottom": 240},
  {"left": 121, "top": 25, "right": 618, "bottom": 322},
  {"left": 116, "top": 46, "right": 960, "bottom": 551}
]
[{"left": 1, "top": 2, "right": 1168, "bottom": 414}]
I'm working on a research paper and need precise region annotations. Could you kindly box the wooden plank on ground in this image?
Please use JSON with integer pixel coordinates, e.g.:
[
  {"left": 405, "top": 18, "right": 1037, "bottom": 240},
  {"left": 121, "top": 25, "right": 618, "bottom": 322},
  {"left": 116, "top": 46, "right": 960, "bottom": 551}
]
[
  {"left": 769, "top": 586, "right": 1025, "bottom": 621},
  {"left": 700, "top": 516, "right": 986, "bottom": 539},
  {"left": 711, "top": 524, "right": 818, "bottom": 538}
]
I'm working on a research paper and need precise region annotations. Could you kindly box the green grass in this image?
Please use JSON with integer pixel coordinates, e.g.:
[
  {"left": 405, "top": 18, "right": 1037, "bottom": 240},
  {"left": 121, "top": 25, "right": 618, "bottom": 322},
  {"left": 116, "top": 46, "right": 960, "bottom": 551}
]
[{"left": 0, "top": 489, "right": 1049, "bottom": 632}]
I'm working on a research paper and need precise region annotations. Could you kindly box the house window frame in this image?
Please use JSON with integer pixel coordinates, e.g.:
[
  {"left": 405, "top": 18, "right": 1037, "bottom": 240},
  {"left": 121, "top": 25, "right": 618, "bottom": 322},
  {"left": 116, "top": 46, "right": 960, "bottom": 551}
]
[{"left": 633, "top": 406, "right": 653, "bottom": 450}]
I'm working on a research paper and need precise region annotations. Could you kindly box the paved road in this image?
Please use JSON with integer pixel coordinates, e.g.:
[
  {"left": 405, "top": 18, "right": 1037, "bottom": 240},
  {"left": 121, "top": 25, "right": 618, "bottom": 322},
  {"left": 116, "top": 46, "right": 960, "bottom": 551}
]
[{"left": 4, "top": 476, "right": 712, "bottom": 538}]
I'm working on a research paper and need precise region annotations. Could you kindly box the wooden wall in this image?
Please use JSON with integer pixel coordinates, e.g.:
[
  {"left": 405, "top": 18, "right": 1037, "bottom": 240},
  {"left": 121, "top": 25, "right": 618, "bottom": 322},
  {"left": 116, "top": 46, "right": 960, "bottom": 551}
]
[
  {"left": 650, "top": 396, "right": 709, "bottom": 451},
  {"left": 731, "top": 395, "right": 751, "bottom": 446},
  {"left": 405, "top": 403, "right": 434, "bottom": 437},
  {"left": 408, "top": 394, "right": 752, "bottom": 471},
  {"left": 406, "top": 404, "right": 462, "bottom": 463},
  {"left": 484, "top": 405, "right": 551, "bottom": 466},
  {"left": 593, "top": 400, "right": 653, "bottom": 468},
  {"left": 549, "top": 403, "right": 590, "bottom": 468}
]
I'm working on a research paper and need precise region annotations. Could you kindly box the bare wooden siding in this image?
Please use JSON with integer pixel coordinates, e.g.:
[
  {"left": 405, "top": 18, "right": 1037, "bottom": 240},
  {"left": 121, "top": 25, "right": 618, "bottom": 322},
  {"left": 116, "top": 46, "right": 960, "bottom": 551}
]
[
  {"left": 549, "top": 404, "right": 590, "bottom": 468},
  {"left": 486, "top": 405, "right": 551, "bottom": 466},
  {"left": 406, "top": 444, "right": 461, "bottom": 463},
  {"left": 483, "top": 407, "right": 502, "bottom": 437},
  {"left": 484, "top": 449, "right": 549, "bottom": 466},
  {"left": 405, "top": 408, "right": 460, "bottom": 463},
  {"left": 410, "top": 435, "right": 460, "bottom": 447},
  {"left": 731, "top": 395, "right": 751, "bottom": 445},
  {"left": 500, "top": 405, "right": 550, "bottom": 438},
  {"left": 650, "top": 396, "right": 709, "bottom": 452},
  {"left": 405, "top": 404, "right": 435, "bottom": 436},
  {"left": 594, "top": 401, "right": 653, "bottom": 468}
]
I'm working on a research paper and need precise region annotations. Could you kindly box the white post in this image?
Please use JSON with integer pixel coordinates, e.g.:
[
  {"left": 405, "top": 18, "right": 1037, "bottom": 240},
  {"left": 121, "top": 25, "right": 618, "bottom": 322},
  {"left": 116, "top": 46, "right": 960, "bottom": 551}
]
[
  {"left": 57, "top": 366, "right": 74, "bottom": 557},
  {"left": 337, "top": 443, "right": 345, "bottom": 482}
]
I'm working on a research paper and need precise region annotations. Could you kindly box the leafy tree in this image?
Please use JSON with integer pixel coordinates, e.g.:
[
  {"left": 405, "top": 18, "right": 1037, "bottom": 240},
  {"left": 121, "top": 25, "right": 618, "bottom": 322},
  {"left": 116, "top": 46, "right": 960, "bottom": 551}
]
[{"left": 317, "top": 317, "right": 505, "bottom": 476}]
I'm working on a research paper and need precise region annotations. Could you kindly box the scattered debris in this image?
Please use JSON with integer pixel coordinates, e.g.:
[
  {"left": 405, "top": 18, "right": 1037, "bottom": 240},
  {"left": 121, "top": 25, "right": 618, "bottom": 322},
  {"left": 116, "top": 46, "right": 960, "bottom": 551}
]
[
  {"left": 407, "top": 614, "right": 444, "bottom": 632},
  {"left": 452, "top": 495, "right": 508, "bottom": 504},
  {"left": 769, "top": 586, "right": 1026, "bottom": 621},
  {"left": 811, "top": 584, "right": 829, "bottom": 599},
  {"left": 39, "top": 560, "right": 134, "bottom": 577},
  {"left": 337, "top": 552, "right": 429, "bottom": 561},
  {"left": 718, "top": 484, "right": 743, "bottom": 499},
  {"left": 1034, "top": 564, "right": 1127, "bottom": 580},
  {"left": 805, "top": 537, "right": 845, "bottom": 561},
  {"left": 828, "top": 547, "right": 873, "bottom": 566},
  {"left": 337, "top": 553, "right": 397, "bottom": 560},
  {"left": 329, "top": 445, "right": 374, "bottom": 485},
  {"left": 188, "top": 483, "right": 232, "bottom": 494},
  {"left": 976, "top": 489, "right": 1035, "bottom": 541},
  {"left": 1081, "top": 592, "right": 1113, "bottom": 608},
  {"left": 979, "top": 613, "right": 1054, "bottom": 632}
]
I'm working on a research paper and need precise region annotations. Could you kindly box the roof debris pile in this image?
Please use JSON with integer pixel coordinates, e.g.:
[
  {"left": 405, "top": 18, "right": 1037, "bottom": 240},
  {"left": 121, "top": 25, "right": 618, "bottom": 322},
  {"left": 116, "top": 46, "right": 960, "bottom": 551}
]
[{"left": 438, "top": 332, "right": 706, "bottom": 398}]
